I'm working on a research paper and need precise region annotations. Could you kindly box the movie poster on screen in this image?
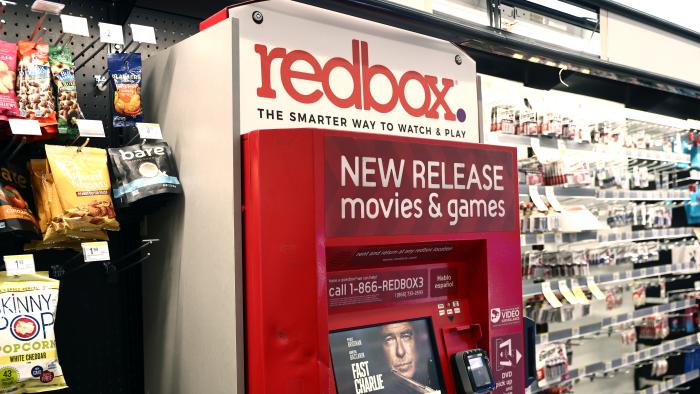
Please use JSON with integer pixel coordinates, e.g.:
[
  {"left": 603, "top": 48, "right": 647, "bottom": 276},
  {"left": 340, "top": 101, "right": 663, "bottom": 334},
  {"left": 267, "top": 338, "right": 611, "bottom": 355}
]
[{"left": 330, "top": 319, "right": 444, "bottom": 394}]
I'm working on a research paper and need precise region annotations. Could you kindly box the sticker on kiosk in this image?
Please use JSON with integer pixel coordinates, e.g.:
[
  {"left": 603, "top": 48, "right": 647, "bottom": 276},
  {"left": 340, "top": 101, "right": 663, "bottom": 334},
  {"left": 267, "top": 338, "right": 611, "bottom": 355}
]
[{"left": 330, "top": 318, "right": 445, "bottom": 393}]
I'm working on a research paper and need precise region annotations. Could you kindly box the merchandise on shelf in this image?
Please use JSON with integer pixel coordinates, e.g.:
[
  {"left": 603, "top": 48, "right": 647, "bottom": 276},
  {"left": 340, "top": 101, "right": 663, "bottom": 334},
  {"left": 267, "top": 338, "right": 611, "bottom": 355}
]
[
  {"left": 0, "top": 159, "right": 40, "bottom": 240},
  {"left": 49, "top": 44, "right": 83, "bottom": 138},
  {"left": 108, "top": 141, "right": 183, "bottom": 207},
  {"left": 0, "top": 271, "right": 66, "bottom": 393},
  {"left": 108, "top": 52, "right": 143, "bottom": 127},
  {"left": 0, "top": 40, "right": 19, "bottom": 120},
  {"left": 16, "top": 40, "right": 57, "bottom": 134}
]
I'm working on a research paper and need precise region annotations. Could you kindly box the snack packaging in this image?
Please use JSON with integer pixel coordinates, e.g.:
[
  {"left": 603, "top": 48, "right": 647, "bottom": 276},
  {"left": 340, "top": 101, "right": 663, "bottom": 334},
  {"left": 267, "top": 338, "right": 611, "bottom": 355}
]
[
  {"left": 108, "top": 53, "right": 143, "bottom": 127},
  {"left": 45, "top": 145, "right": 119, "bottom": 232},
  {"left": 109, "top": 141, "right": 183, "bottom": 205},
  {"left": 0, "top": 271, "right": 67, "bottom": 393},
  {"left": 49, "top": 45, "right": 82, "bottom": 137},
  {"left": 0, "top": 41, "right": 19, "bottom": 120},
  {"left": 0, "top": 160, "right": 40, "bottom": 239},
  {"left": 16, "top": 41, "right": 57, "bottom": 131}
]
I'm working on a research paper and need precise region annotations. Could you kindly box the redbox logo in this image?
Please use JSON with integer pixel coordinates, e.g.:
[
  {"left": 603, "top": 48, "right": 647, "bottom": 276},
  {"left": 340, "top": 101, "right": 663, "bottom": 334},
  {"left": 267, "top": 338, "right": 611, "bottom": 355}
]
[{"left": 255, "top": 40, "right": 467, "bottom": 122}]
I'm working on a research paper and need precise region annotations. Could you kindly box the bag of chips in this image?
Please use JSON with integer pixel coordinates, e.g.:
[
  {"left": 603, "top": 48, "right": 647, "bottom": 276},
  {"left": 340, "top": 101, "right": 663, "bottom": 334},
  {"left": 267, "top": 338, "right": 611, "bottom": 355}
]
[
  {"left": 0, "top": 41, "right": 19, "bottom": 120},
  {"left": 45, "top": 145, "right": 119, "bottom": 232},
  {"left": 0, "top": 160, "right": 40, "bottom": 239},
  {"left": 109, "top": 141, "right": 183, "bottom": 206},
  {"left": 0, "top": 271, "right": 67, "bottom": 392},
  {"left": 49, "top": 45, "right": 82, "bottom": 137},
  {"left": 108, "top": 53, "right": 143, "bottom": 127},
  {"left": 16, "top": 41, "right": 57, "bottom": 132}
]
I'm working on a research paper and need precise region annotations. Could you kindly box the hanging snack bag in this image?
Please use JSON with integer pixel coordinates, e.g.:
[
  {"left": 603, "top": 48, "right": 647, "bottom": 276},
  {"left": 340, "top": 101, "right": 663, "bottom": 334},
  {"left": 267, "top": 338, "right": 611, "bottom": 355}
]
[
  {"left": 45, "top": 145, "right": 119, "bottom": 232},
  {"left": 108, "top": 53, "right": 143, "bottom": 127},
  {"left": 0, "top": 271, "right": 67, "bottom": 393},
  {"left": 0, "top": 160, "right": 40, "bottom": 239},
  {"left": 16, "top": 41, "right": 57, "bottom": 131},
  {"left": 0, "top": 41, "right": 19, "bottom": 119},
  {"left": 49, "top": 45, "right": 82, "bottom": 137},
  {"left": 109, "top": 141, "right": 183, "bottom": 205}
]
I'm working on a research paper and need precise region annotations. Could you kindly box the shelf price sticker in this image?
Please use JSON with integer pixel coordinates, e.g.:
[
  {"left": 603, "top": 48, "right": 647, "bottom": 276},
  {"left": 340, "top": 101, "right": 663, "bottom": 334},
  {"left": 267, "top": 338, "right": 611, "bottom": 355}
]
[
  {"left": 586, "top": 276, "right": 606, "bottom": 300},
  {"left": 130, "top": 23, "right": 157, "bottom": 44},
  {"left": 544, "top": 186, "right": 563, "bottom": 212},
  {"left": 60, "top": 14, "right": 90, "bottom": 37},
  {"left": 558, "top": 280, "right": 578, "bottom": 305},
  {"left": 528, "top": 185, "right": 548, "bottom": 211},
  {"left": 99, "top": 22, "right": 124, "bottom": 45},
  {"left": 541, "top": 282, "right": 563, "bottom": 308},
  {"left": 136, "top": 123, "right": 163, "bottom": 140},
  {"left": 571, "top": 281, "right": 590, "bottom": 304},
  {"left": 77, "top": 119, "right": 106, "bottom": 138},
  {"left": 3, "top": 254, "right": 36, "bottom": 276},
  {"left": 82, "top": 242, "right": 110, "bottom": 262},
  {"left": 9, "top": 119, "right": 41, "bottom": 135}
]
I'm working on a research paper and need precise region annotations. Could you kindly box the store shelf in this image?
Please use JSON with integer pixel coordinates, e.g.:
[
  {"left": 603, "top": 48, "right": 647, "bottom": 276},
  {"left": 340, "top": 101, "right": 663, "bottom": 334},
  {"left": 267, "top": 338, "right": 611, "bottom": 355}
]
[
  {"left": 597, "top": 227, "right": 695, "bottom": 243},
  {"left": 597, "top": 189, "right": 690, "bottom": 201},
  {"left": 520, "top": 185, "right": 689, "bottom": 201},
  {"left": 521, "top": 231, "right": 598, "bottom": 246},
  {"left": 487, "top": 134, "right": 690, "bottom": 163},
  {"left": 536, "top": 299, "right": 697, "bottom": 345},
  {"left": 531, "top": 333, "right": 700, "bottom": 392},
  {"left": 518, "top": 184, "right": 598, "bottom": 199},
  {"left": 521, "top": 227, "right": 694, "bottom": 247},
  {"left": 523, "top": 263, "right": 698, "bottom": 298},
  {"left": 635, "top": 369, "right": 700, "bottom": 394}
]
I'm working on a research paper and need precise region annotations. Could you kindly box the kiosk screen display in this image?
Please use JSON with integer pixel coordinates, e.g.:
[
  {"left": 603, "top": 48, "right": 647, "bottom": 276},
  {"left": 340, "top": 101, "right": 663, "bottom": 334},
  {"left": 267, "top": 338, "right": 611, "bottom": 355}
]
[{"left": 330, "top": 318, "right": 445, "bottom": 394}]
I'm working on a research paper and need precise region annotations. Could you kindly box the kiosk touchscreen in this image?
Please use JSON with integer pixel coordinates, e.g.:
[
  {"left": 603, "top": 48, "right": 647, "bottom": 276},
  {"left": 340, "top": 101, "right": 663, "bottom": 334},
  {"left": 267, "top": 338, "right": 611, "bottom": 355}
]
[{"left": 243, "top": 129, "right": 525, "bottom": 394}]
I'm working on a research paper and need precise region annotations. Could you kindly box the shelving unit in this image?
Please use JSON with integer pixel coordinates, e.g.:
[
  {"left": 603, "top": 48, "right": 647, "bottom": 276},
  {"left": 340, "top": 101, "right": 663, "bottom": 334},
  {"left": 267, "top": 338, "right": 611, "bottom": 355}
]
[
  {"left": 520, "top": 227, "right": 695, "bottom": 247},
  {"left": 531, "top": 334, "right": 700, "bottom": 392},
  {"left": 523, "top": 263, "right": 698, "bottom": 298},
  {"left": 536, "top": 300, "right": 697, "bottom": 345},
  {"left": 635, "top": 370, "right": 700, "bottom": 394}
]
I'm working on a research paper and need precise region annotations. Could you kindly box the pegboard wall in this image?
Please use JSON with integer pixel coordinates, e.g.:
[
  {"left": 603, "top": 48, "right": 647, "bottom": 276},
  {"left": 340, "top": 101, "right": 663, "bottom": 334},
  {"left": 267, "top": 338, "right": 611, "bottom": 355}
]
[{"left": 1, "top": 1, "right": 200, "bottom": 393}]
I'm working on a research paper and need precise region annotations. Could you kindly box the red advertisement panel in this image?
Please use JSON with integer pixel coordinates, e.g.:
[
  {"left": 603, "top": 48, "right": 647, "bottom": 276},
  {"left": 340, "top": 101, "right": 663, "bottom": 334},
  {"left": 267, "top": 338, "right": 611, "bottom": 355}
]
[{"left": 324, "top": 135, "right": 516, "bottom": 237}]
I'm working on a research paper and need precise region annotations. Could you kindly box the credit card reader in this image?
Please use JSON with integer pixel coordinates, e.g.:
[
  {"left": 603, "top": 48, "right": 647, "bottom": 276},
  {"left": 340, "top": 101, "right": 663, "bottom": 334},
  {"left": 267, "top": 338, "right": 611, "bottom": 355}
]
[{"left": 452, "top": 349, "right": 496, "bottom": 393}]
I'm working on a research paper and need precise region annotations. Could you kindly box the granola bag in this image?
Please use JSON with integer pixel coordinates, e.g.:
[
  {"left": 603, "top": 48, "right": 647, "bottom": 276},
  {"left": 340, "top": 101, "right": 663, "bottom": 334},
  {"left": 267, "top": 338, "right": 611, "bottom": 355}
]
[
  {"left": 49, "top": 45, "right": 82, "bottom": 137},
  {"left": 0, "top": 271, "right": 67, "bottom": 393},
  {"left": 0, "top": 160, "right": 40, "bottom": 240},
  {"left": 16, "top": 41, "right": 57, "bottom": 132},
  {"left": 45, "top": 145, "right": 119, "bottom": 232}
]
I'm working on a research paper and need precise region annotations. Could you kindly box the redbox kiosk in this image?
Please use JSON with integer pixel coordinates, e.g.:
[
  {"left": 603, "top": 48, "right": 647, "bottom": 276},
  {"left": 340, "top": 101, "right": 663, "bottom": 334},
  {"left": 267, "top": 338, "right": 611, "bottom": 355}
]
[{"left": 243, "top": 128, "right": 525, "bottom": 394}]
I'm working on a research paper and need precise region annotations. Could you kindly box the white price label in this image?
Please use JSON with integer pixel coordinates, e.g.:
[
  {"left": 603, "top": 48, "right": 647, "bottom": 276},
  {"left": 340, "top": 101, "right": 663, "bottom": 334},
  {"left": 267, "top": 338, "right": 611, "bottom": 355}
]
[
  {"left": 554, "top": 232, "right": 563, "bottom": 244},
  {"left": 81, "top": 242, "right": 110, "bottom": 262},
  {"left": 587, "top": 276, "right": 606, "bottom": 300},
  {"left": 529, "top": 185, "right": 549, "bottom": 212},
  {"left": 130, "top": 23, "right": 157, "bottom": 44},
  {"left": 542, "top": 282, "right": 563, "bottom": 308},
  {"left": 612, "top": 272, "right": 621, "bottom": 281},
  {"left": 640, "top": 268, "right": 649, "bottom": 276},
  {"left": 535, "top": 233, "right": 545, "bottom": 245},
  {"left": 540, "top": 333, "right": 548, "bottom": 344},
  {"left": 3, "top": 254, "right": 35, "bottom": 276},
  {"left": 60, "top": 15, "right": 90, "bottom": 37},
  {"left": 77, "top": 119, "right": 106, "bottom": 138},
  {"left": 571, "top": 327, "right": 580, "bottom": 337},
  {"left": 558, "top": 280, "right": 579, "bottom": 305},
  {"left": 98, "top": 22, "right": 124, "bottom": 45},
  {"left": 556, "top": 139, "right": 567, "bottom": 153},
  {"left": 9, "top": 119, "right": 41, "bottom": 136},
  {"left": 544, "top": 186, "right": 563, "bottom": 212},
  {"left": 520, "top": 234, "right": 526, "bottom": 246},
  {"left": 135, "top": 123, "right": 163, "bottom": 140}
]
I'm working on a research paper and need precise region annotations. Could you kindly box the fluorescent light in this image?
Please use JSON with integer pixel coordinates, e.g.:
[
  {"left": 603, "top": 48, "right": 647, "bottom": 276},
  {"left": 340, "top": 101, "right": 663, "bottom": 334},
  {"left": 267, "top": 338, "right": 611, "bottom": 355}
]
[
  {"left": 581, "top": 68, "right": 590, "bottom": 74},
  {"left": 545, "top": 60, "right": 557, "bottom": 67},
  {"left": 513, "top": 53, "right": 524, "bottom": 59},
  {"left": 525, "top": 0, "right": 597, "bottom": 20},
  {"left": 529, "top": 56, "right": 541, "bottom": 63}
]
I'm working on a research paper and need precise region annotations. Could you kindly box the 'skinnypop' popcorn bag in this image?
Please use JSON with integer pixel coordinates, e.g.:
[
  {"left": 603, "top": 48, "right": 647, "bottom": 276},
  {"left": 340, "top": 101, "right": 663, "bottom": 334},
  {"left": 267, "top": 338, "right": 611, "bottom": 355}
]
[{"left": 0, "top": 271, "right": 67, "bottom": 393}]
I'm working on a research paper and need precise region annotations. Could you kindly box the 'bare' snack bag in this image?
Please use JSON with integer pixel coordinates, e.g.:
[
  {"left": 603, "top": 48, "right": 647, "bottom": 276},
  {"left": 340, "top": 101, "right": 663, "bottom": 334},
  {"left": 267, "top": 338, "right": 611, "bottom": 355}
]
[
  {"left": 0, "top": 41, "right": 19, "bottom": 120},
  {"left": 109, "top": 141, "right": 182, "bottom": 205}
]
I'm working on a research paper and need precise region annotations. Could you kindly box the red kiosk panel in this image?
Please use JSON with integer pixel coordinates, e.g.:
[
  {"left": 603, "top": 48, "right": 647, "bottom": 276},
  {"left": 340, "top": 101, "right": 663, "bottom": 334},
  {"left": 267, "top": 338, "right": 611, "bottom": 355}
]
[{"left": 244, "top": 129, "right": 523, "bottom": 394}]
